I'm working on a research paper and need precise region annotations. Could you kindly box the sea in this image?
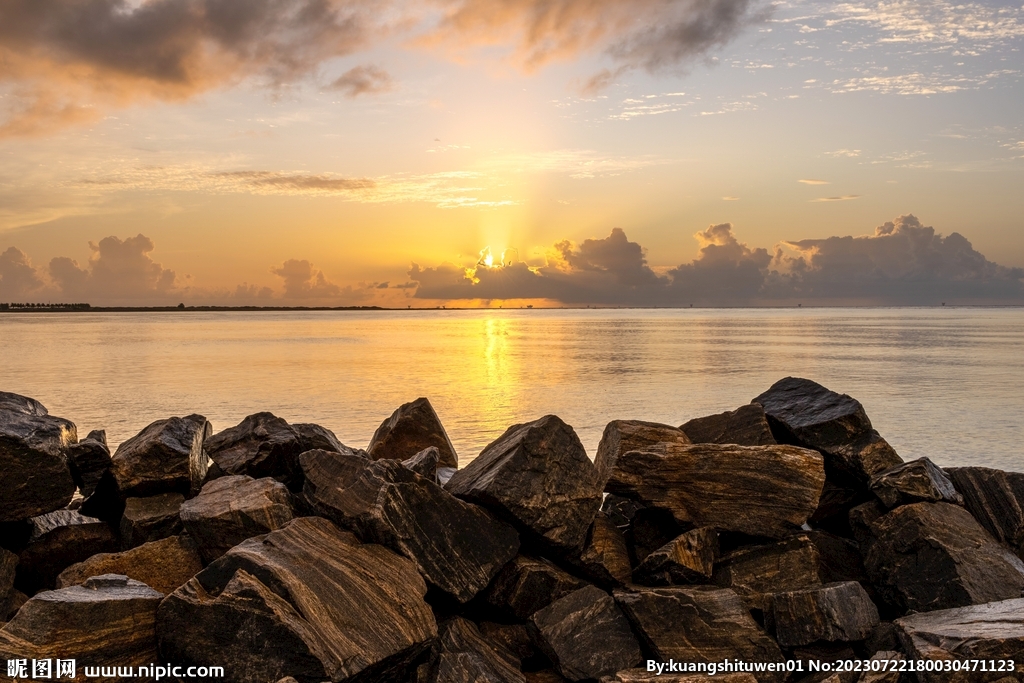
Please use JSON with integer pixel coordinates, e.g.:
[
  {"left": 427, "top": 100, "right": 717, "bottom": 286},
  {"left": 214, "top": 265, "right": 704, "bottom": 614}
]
[{"left": 2, "top": 308, "right": 1022, "bottom": 472}]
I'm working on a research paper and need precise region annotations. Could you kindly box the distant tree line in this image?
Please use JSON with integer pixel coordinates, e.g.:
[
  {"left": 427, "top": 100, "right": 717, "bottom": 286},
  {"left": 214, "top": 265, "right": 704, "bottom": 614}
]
[{"left": 0, "top": 303, "right": 92, "bottom": 310}]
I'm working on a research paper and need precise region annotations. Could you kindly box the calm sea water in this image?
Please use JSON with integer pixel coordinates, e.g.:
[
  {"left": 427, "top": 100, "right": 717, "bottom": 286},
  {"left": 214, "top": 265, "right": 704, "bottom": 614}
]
[{"left": 1, "top": 308, "right": 1022, "bottom": 472}]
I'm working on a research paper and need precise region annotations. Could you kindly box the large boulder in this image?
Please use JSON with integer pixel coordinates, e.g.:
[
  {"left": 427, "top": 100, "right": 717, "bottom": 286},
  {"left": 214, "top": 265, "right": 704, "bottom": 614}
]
[
  {"left": 16, "top": 510, "right": 118, "bottom": 593},
  {"left": 158, "top": 517, "right": 437, "bottom": 683},
  {"left": 0, "top": 575, "right": 163, "bottom": 670},
  {"left": 712, "top": 535, "right": 823, "bottom": 611},
  {"left": 302, "top": 450, "right": 519, "bottom": 603},
  {"left": 595, "top": 420, "right": 690, "bottom": 488},
  {"left": 66, "top": 429, "right": 112, "bottom": 498},
  {"left": 605, "top": 442, "right": 824, "bottom": 538},
  {"left": 633, "top": 527, "right": 718, "bottom": 586},
  {"left": 0, "top": 391, "right": 77, "bottom": 522},
  {"left": 56, "top": 535, "right": 202, "bottom": 595},
  {"left": 947, "top": 466, "right": 1024, "bottom": 559},
  {"left": 869, "top": 457, "right": 963, "bottom": 508},
  {"left": 764, "top": 581, "right": 879, "bottom": 648},
  {"left": 119, "top": 492, "right": 184, "bottom": 549},
  {"left": 428, "top": 617, "right": 525, "bottom": 683},
  {"left": 367, "top": 397, "right": 459, "bottom": 469},
  {"left": 895, "top": 598, "right": 1024, "bottom": 683},
  {"left": 483, "top": 555, "right": 587, "bottom": 620},
  {"left": 446, "top": 415, "right": 602, "bottom": 551},
  {"left": 180, "top": 475, "right": 295, "bottom": 564},
  {"left": 564, "top": 512, "right": 633, "bottom": 588},
  {"left": 530, "top": 585, "right": 642, "bottom": 682},
  {"left": 680, "top": 404, "right": 776, "bottom": 446},
  {"left": 108, "top": 414, "right": 212, "bottom": 498},
  {"left": 864, "top": 502, "right": 1024, "bottom": 612}
]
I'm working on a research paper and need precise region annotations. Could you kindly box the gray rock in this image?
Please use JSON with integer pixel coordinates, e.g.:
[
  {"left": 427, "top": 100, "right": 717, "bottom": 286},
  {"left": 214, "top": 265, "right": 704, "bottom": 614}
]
[
  {"left": 429, "top": 617, "right": 525, "bottom": 683},
  {"left": 368, "top": 397, "right": 459, "bottom": 469},
  {"left": 119, "top": 492, "right": 184, "bottom": 549},
  {"left": 66, "top": 432, "right": 112, "bottom": 497},
  {"left": 869, "top": 457, "right": 963, "bottom": 508},
  {"left": 483, "top": 555, "right": 587, "bottom": 620},
  {"left": 764, "top": 581, "right": 879, "bottom": 648},
  {"left": 16, "top": 510, "right": 118, "bottom": 593},
  {"left": 595, "top": 420, "right": 690, "bottom": 488},
  {"left": 712, "top": 535, "right": 823, "bottom": 611},
  {"left": 947, "top": 466, "right": 1024, "bottom": 559},
  {"left": 633, "top": 527, "right": 718, "bottom": 586},
  {"left": 680, "top": 404, "right": 776, "bottom": 446},
  {"left": 109, "top": 414, "right": 211, "bottom": 498}
]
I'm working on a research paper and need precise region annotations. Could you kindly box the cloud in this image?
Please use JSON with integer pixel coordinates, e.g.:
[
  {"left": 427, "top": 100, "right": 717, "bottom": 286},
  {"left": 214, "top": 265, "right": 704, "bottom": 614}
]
[
  {"left": 0, "top": 247, "right": 45, "bottom": 299},
  {"left": 329, "top": 64, "right": 394, "bottom": 97},
  {"left": 810, "top": 195, "right": 860, "bottom": 202},
  {"left": 798, "top": 179, "right": 829, "bottom": 185},
  {"left": 212, "top": 171, "right": 377, "bottom": 193},
  {"left": 47, "top": 234, "right": 179, "bottom": 303},
  {"left": 270, "top": 258, "right": 342, "bottom": 299}
]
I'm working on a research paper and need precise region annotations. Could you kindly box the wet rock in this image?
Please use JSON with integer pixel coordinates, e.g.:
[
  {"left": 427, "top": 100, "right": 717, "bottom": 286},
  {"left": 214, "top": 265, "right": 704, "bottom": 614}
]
[
  {"left": 303, "top": 450, "right": 519, "bottom": 602},
  {"left": 483, "top": 555, "right": 587, "bottom": 620},
  {"left": 180, "top": 475, "right": 295, "bottom": 564},
  {"left": 531, "top": 585, "right": 642, "bottom": 681},
  {"left": 565, "top": 512, "right": 632, "bottom": 588},
  {"left": 109, "top": 414, "right": 211, "bottom": 498},
  {"left": 404, "top": 446, "right": 441, "bottom": 481},
  {"left": 429, "top": 617, "right": 525, "bottom": 683},
  {"left": 615, "top": 586, "right": 785, "bottom": 683},
  {"left": 158, "top": 516, "right": 437, "bottom": 683},
  {"left": 66, "top": 430, "right": 112, "bottom": 497},
  {"left": 869, "top": 457, "right": 963, "bottom": 508},
  {"left": 895, "top": 597, "right": 1024, "bottom": 683},
  {"left": 368, "top": 397, "right": 459, "bottom": 469},
  {"left": 56, "top": 535, "right": 202, "bottom": 596},
  {"left": 0, "top": 391, "right": 77, "bottom": 522},
  {"left": 764, "top": 581, "right": 879, "bottom": 648},
  {"left": 947, "top": 466, "right": 1024, "bottom": 558},
  {"left": 633, "top": 527, "right": 718, "bottom": 586},
  {"left": 595, "top": 420, "right": 690, "bottom": 488},
  {"left": 16, "top": 510, "right": 118, "bottom": 593},
  {"left": 865, "top": 502, "right": 1024, "bottom": 612},
  {"left": 681, "top": 404, "right": 776, "bottom": 446},
  {"left": 0, "top": 574, "right": 163, "bottom": 669},
  {"left": 119, "top": 492, "right": 184, "bottom": 549},
  {"left": 606, "top": 442, "right": 824, "bottom": 538},
  {"left": 602, "top": 494, "right": 644, "bottom": 528},
  {"left": 447, "top": 415, "right": 602, "bottom": 551},
  {"left": 625, "top": 508, "right": 685, "bottom": 565},
  {"left": 712, "top": 535, "right": 822, "bottom": 611}
]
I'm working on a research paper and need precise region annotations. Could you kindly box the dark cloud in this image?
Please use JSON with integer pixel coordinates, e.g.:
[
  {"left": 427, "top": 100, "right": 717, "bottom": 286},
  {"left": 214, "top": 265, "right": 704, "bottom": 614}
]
[
  {"left": 666, "top": 222, "right": 771, "bottom": 304},
  {"left": 329, "top": 64, "right": 393, "bottom": 97},
  {"left": 0, "top": 247, "right": 45, "bottom": 299},
  {"left": 47, "top": 234, "right": 179, "bottom": 303},
  {"left": 270, "top": 258, "right": 342, "bottom": 299},
  {"left": 232, "top": 283, "right": 275, "bottom": 301}
]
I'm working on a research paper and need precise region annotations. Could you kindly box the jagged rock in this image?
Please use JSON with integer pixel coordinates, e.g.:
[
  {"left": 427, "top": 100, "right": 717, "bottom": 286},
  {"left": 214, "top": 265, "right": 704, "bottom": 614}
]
[
  {"left": 0, "top": 392, "right": 77, "bottom": 522},
  {"left": 204, "top": 412, "right": 348, "bottom": 491},
  {"left": 602, "top": 494, "right": 644, "bottom": 528},
  {"left": 615, "top": 586, "right": 785, "bottom": 683},
  {"left": 633, "top": 528, "right": 718, "bottom": 586},
  {"left": 606, "top": 442, "right": 824, "bottom": 538},
  {"left": 565, "top": 512, "right": 632, "bottom": 588},
  {"left": 158, "top": 517, "right": 437, "bottom": 683},
  {"left": 947, "top": 467, "right": 1024, "bottom": 558},
  {"left": 0, "top": 575, "right": 163, "bottom": 669},
  {"left": 602, "top": 672, "right": 758, "bottom": 683},
  {"left": 483, "top": 555, "right": 587, "bottom": 619},
  {"left": 680, "top": 404, "right": 776, "bottom": 446},
  {"left": 447, "top": 415, "right": 602, "bottom": 551},
  {"left": 66, "top": 430, "right": 112, "bottom": 497},
  {"left": 895, "top": 597, "right": 1024, "bottom": 683},
  {"left": 869, "top": 457, "right": 963, "bottom": 508},
  {"left": 0, "top": 548, "right": 16, "bottom": 615},
  {"left": 764, "top": 581, "right": 879, "bottom": 648},
  {"left": 595, "top": 420, "right": 690, "bottom": 487},
  {"left": 712, "top": 535, "right": 822, "bottom": 611},
  {"left": 429, "top": 617, "right": 525, "bottom": 683},
  {"left": 478, "top": 622, "right": 536, "bottom": 662},
  {"left": 56, "top": 535, "right": 202, "bottom": 595},
  {"left": 848, "top": 499, "right": 886, "bottom": 549},
  {"left": 180, "top": 475, "right": 294, "bottom": 564},
  {"left": 625, "top": 508, "right": 684, "bottom": 565},
  {"left": 119, "top": 493, "right": 184, "bottom": 549},
  {"left": 803, "top": 530, "right": 868, "bottom": 584},
  {"left": 16, "top": 510, "right": 118, "bottom": 593},
  {"left": 865, "top": 502, "right": 1024, "bottom": 612},
  {"left": 404, "top": 446, "right": 441, "bottom": 481},
  {"left": 531, "top": 585, "right": 642, "bottom": 681},
  {"left": 109, "top": 414, "right": 211, "bottom": 498},
  {"left": 368, "top": 397, "right": 459, "bottom": 469},
  {"left": 303, "top": 450, "right": 519, "bottom": 602}
]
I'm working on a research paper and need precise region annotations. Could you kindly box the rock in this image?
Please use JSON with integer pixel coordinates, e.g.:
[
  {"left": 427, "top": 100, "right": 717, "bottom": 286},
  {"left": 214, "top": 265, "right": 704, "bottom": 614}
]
[
  {"left": 0, "top": 548, "right": 16, "bottom": 615},
  {"left": 680, "top": 404, "right": 776, "bottom": 446},
  {"left": 483, "top": 555, "right": 587, "bottom": 620},
  {"left": 204, "top": 412, "right": 349, "bottom": 491},
  {"left": 447, "top": 415, "right": 602, "bottom": 551},
  {"left": 478, "top": 622, "right": 537, "bottom": 662},
  {"left": 56, "top": 535, "right": 202, "bottom": 595},
  {"left": 601, "top": 494, "right": 644, "bottom": 528},
  {"left": 0, "top": 575, "right": 163, "bottom": 670},
  {"left": 615, "top": 586, "right": 785, "bottom": 683},
  {"left": 0, "top": 392, "right": 77, "bottom": 522},
  {"left": 895, "top": 597, "right": 1024, "bottom": 682},
  {"left": 625, "top": 508, "right": 685, "bottom": 565},
  {"left": 16, "top": 510, "right": 118, "bottom": 594},
  {"left": 66, "top": 431, "right": 112, "bottom": 498},
  {"left": 865, "top": 502, "right": 1024, "bottom": 612},
  {"left": 158, "top": 516, "right": 437, "bottom": 683},
  {"left": 603, "top": 673, "right": 758, "bottom": 683},
  {"left": 429, "top": 617, "right": 525, "bottom": 683},
  {"left": 595, "top": 420, "right": 690, "bottom": 488},
  {"left": 848, "top": 499, "right": 886, "bottom": 549},
  {"left": 712, "top": 535, "right": 822, "bottom": 611},
  {"left": 119, "top": 492, "right": 184, "bottom": 549},
  {"left": 368, "top": 397, "right": 459, "bottom": 469},
  {"left": 4, "top": 589, "right": 28, "bottom": 621},
  {"left": 302, "top": 450, "right": 519, "bottom": 603},
  {"left": 856, "top": 651, "right": 904, "bottom": 683},
  {"left": 869, "top": 457, "right": 963, "bottom": 508},
  {"left": 531, "top": 585, "right": 642, "bottom": 681},
  {"left": 947, "top": 466, "right": 1024, "bottom": 558},
  {"left": 862, "top": 622, "right": 902, "bottom": 657},
  {"left": 803, "top": 530, "right": 868, "bottom": 584},
  {"left": 565, "top": 512, "right": 632, "bottom": 588},
  {"left": 526, "top": 670, "right": 570, "bottom": 683},
  {"left": 764, "top": 581, "right": 879, "bottom": 648},
  {"left": 180, "top": 475, "right": 295, "bottom": 564},
  {"left": 605, "top": 442, "right": 824, "bottom": 538},
  {"left": 404, "top": 446, "right": 441, "bottom": 481},
  {"left": 109, "top": 414, "right": 211, "bottom": 498},
  {"left": 633, "top": 528, "right": 718, "bottom": 586}
]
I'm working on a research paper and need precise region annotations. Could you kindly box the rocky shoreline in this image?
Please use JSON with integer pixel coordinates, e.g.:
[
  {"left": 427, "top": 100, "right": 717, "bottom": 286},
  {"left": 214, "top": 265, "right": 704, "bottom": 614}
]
[{"left": 1, "top": 379, "right": 1023, "bottom": 683}]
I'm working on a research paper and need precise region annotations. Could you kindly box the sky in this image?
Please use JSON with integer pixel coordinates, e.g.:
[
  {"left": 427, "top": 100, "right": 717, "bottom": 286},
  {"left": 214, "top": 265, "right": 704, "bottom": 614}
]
[{"left": 0, "top": 0, "right": 1022, "bottom": 306}]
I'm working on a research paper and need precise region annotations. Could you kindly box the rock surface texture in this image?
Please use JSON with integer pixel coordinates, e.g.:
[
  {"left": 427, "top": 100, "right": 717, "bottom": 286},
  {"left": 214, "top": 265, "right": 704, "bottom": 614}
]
[
  {"left": 16, "top": 510, "right": 118, "bottom": 593},
  {"left": 56, "top": 535, "right": 203, "bottom": 596},
  {"left": 119, "top": 492, "right": 184, "bottom": 549},
  {"left": 66, "top": 430, "right": 112, "bottom": 498},
  {"left": 947, "top": 466, "right": 1024, "bottom": 558},
  {"left": 680, "top": 404, "right": 776, "bottom": 446},
  {"left": 108, "top": 414, "right": 211, "bottom": 498},
  {"left": 633, "top": 527, "right": 718, "bottom": 586},
  {"left": 367, "top": 397, "right": 459, "bottom": 469},
  {"left": 565, "top": 512, "right": 633, "bottom": 587},
  {"left": 764, "top": 581, "right": 880, "bottom": 647},
  {"left": 869, "top": 457, "right": 963, "bottom": 508},
  {"left": 595, "top": 420, "right": 690, "bottom": 487},
  {"left": 483, "top": 555, "right": 587, "bottom": 620},
  {"left": 712, "top": 536, "right": 823, "bottom": 611},
  {"left": 429, "top": 617, "right": 526, "bottom": 683}
]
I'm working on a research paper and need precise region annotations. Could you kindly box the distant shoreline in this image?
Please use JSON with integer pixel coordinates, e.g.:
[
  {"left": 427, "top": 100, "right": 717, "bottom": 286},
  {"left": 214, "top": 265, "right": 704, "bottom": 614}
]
[{"left": 2, "top": 304, "right": 1024, "bottom": 313}]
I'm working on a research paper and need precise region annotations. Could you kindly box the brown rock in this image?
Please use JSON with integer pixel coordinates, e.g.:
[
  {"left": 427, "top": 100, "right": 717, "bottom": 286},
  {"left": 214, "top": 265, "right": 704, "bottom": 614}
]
[
  {"left": 525, "top": 670, "right": 570, "bottom": 683},
  {"left": 16, "top": 510, "right": 118, "bottom": 593},
  {"left": 947, "top": 466, "right": 1024, "bottom": 558},
  {"left": 368, "top": 397, "right": 459, "bottom": 469},
  {"left": 633, "top": 527, "right": 718, "bottom": 586},
  {"left": 625, "top": 508, "right": 685, "bottom": 565},
  {"left": 764, "top": 581, "right": 879, "bottom": 648},
  {"left": 55, "top": 535, "right": 202, "bottom": 595},
  {"left": 680, "top": 404, "right": 776, "bottom": 446},
  {"left": 601, "top": 494, "right": 644, "bottom": 528},
  {"left": 158, "top": 517, "right": 437, "bottom": 683},
  {"left": 483, "top": 555, "right": 587, "bottom": 620},
  {"left": 869, "top": 457, "right": 963, "bottom": 508},
  {"left": 856, "top": 652, "right": 904, "bottom": 683},
  {"left": 447, "top": 415, "right": 602, "bottom": 551},
  {"left": 531, "top": 585, "right": 642, "bottom": 681},
  {"left": 66, "top": 431, "right": 112, "bottom": 498},
  {"left": 478, "top": 622, "right": 536, "bottom": 662},
  {"left": 119, "top": 492, "right": 184, "bottom": 549},
  {"left": 712, "top": 535, "right": 822, "bottom": 611},
  {"left": 428, "top": 617, "right": 525, "bottom": 683},
  {"left": 602, "top": 672, "right": 758, "bottom": 683},
  {"left": 109, "top": 414, "right": 211, "bottom": 498},
  {"left": 565, "top": 512, "right": 633, "bottom": 588},
  {"left": 4, "top": 589, "right": 28, "bottom": 621},
  {"left": 606, "top": 442, "right": 824, "bottom": 538},
  {"left": 803, "top": 530, "right": 868, "bottom": 584},
  {"left": 595, "top": 420, "right": 690, "bottom": 488},
  {"left": 404, "top": 446, "right": 441, "bottom": 480},
  {"left": 848, "top": 499, "right": 886, "bottom": 549},
  {"left": 0, "top": 548, "right": 16, "bottom": 616},
  {"left": 180, "top": 475, "right": 294, "bottom": 564}
]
